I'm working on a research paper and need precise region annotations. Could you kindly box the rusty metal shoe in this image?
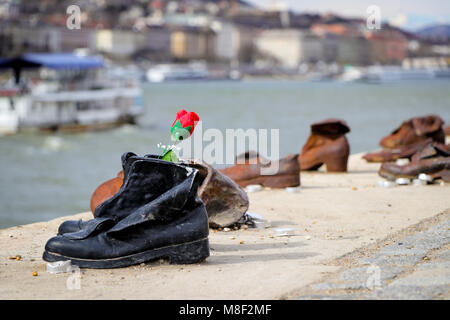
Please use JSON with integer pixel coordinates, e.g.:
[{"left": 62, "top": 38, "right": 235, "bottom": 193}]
[
  {"left": 362, "top": 139, "right": 433, "bottom": 163},
  {"left": 60, "top": 155, "right": 249, "bottom": 232},
  {"left": 445, "top": 125, "right": 450, "bottom": 137},
  {"left": 378, "top": 142, "right": 450, "bottom": 181},
  {"left": 89, "top": 170, "right": 124, "bottom": 217},
  {"left": 298, "top": 119, "right": 350, "bottom": 172},
  {"left": 180, "top": 160, "right": 249, "bottom": 228},
  {"left": 430, "top": 169, "right": 450, "bottom": 183},
  {"left": 379, "top": 114, "right": 445, "bottom": 149},
  {"left": 219, "top": 151, "right": 300, "bottom": 188}
]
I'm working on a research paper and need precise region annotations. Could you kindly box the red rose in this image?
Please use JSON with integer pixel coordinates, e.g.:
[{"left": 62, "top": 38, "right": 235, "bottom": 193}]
[{"left": 171, "top": 110, "right": 200, "bottom": 141}]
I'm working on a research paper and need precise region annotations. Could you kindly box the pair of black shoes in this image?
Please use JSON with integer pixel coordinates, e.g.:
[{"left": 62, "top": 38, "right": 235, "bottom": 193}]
[{"left": 43, "top": 152, "right": 210, "bottom": 269}]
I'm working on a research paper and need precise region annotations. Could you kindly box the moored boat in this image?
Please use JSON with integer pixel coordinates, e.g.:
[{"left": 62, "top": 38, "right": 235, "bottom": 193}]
[{"left": 0, "top": 53, "right": 144, "bottom": 135}]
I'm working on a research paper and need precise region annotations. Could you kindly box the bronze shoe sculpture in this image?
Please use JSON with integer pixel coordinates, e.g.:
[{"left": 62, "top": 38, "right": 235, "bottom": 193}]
[
  {"left": 180, "top": 159, "right": 249, "bottom": 228},
  {"left": 430, "top": 169, "right": 450, "bottom": 183},
  {"left": 378, "top": 142, "right": 450, "bottom": 181},
  {"left": 219, "top": 151, "right": 300, "bottom": 188},
  {"left": 379, "top": 114, "right": 445, "bottom": 149},
  {"left": 362, "top": 138, "right": 433, "bottom": 163},
  {"left": 89, "top": 170, "right": 124, "bottom": 216},
  {"left": 298, "top": 119, "right": 350, "bottom": 172},
  {"left": 445, "top": 125, "right": 450, "bottom": 137}
]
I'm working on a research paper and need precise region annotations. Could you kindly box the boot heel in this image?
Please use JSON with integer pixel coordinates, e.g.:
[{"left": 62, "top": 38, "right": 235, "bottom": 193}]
[
  {"left": 325, "top": 155, "right": 349, "bottom": 172},
  {"left": 262, "top": 174, "right": 300, "bottom": 188},
  {"left": 168, "top": 238, "right": 210, "bottom": 264}
]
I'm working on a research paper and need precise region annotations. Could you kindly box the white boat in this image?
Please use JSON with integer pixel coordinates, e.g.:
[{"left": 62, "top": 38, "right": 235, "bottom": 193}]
[
  {"left": 146, "top": 63, "right": 209, "bottom": 83},
  {"left": 339, "top": 66, "right": 364, "bottom": 82},
  {"left": 0, "top": 53, "right": 144, "bottom": 135},
  {"left": 362, "top": 66, "right": 435, "bottom": 83}
]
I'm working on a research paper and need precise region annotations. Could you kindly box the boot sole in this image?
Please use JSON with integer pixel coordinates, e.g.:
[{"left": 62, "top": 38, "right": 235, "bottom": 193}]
[
  {"left": 43, "top": 238, "right": 210, "bottom": 269},
  {"left": 236, "top": 174, "right": 300, "bottom": 188},
  {"left": 378, "top": 168, "right": 417, "bottom": 181}
]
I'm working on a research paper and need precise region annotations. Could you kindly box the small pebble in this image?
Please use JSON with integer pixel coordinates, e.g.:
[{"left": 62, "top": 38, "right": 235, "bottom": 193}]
[
  {"left": 305, "top": 236, "right": 311, "bottom": 240},
  {"left": 352, "top": 187, "right": 357, "bottom": 191},
  {"left": 377, "top": 180, "right": 396, "bottom": 188},
  {"left": 395, "top": 158, "right": 409, "bottom": 166},
  {"left": 423, "top": 256, "right": 429, "bottom": 261},
  {"left": 239, "top": 240, "right": 244, "bottom": 244},
  {"left": 230, "top": 236, "right": 235, "bottom": 240},
  {"left": 242, "top": 225, "right": 248, "bottom": 230},
  {"left": 253, "top": 220, "right": 270, "bottom": 229},
  {"left": 32, "top": 271, "right": 38, "bottom": 277},
  {"left": 16, "top": 256, "right": 21, "bottom": 261},
  {"left": 412, "top": 179, "right": 427, "bottom": 186},
  {"left": 274, "top": 228, "right": 295, "bottom": 237},
  {"left": 245, "top": 184, "right": 263, "bottom": 192},
  {"left": 233, "top": 226, "right": 238, "bottom": 231},
  {"left": 418, "top": 173, "right": 432, "bottom": 183},
  {"left": 395, "top": 178, "right": 411, "bottom": 185},
  {"left": 285, "top": 186, "right": 300, "bottom": 193},
  {"left": 223, "top": 227, "right": 231, "bottom": 232}
]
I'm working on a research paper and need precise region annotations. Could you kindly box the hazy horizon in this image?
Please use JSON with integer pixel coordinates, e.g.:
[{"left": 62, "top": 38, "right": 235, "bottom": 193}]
[{"left": 246, "top": 0, "right": 450, "bottom": 31}]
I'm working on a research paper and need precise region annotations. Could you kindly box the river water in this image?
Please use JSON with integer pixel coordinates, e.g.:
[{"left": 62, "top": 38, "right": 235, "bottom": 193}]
[{"left": 1, "top": 79, "right": 449, "bottom": 228}]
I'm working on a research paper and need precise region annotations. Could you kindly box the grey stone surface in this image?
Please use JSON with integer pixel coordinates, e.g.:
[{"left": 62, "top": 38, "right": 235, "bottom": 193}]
[
  {"left": 359, "top": 253, "right": 425, "bottom": 266},
  {"left": 415, "top": 261, "right": 450, "bottom": 271},
  {"left": 435, "top": 250, "right": 450, "bottom": 261},
  {"left": 340, "top": 265, "right": 406, "bottom": 283},
  {"left": 312, "top": 281, "right": 366, "bottom": 291},
  {"left": 297, "top": 219, "right": 450, "bottom": 300},
  {"left": 368, "top": 284, "right": 448, "bottom": 300},
  {"left": 298, "top": 294, "right": 359, "bottom": 300}
]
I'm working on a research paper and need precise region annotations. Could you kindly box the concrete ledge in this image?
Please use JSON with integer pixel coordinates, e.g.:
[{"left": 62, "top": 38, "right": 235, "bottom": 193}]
[{"left": 0, "top": 153, "right": 449, "bottom": 299}]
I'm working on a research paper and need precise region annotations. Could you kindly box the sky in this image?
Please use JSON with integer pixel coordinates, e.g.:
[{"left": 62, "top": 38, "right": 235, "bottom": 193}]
[{"left": 246, "top": 0, "right": 450, "bottom": 31}]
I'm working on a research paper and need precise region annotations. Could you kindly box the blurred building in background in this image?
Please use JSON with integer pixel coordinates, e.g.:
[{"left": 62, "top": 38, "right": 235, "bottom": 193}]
[{"left": 0, "top": 0, "right": 449, "bottom": 75}]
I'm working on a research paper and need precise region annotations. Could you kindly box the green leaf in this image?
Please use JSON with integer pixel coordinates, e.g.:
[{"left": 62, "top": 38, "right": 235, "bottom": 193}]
[{"left": 161, "top": 150, "right": 178, "bottom": 163}]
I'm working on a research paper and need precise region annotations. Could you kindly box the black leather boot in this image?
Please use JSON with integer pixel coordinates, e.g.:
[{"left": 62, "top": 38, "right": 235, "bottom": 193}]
[
  {"left": 57, "top": 152, "right": 139, "bottom": 235},
  {"left": 59, "top": 154, "right": 250, "bottom": 234},
  {"left": 43, "top": 156, "right": 209, "bottom": 268}
]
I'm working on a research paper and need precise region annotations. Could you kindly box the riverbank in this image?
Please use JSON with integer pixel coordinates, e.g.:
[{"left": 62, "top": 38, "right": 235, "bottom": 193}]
[
  {"left": 0, "top": 153, "right": 449, "bottom": 299},
  {"left": 1, "top": 79, "right": 449, "bottom": 229}
]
